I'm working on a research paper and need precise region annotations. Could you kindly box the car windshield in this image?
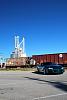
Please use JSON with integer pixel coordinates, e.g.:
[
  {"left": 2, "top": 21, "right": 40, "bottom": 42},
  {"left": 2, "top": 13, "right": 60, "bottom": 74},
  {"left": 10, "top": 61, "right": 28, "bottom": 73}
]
[
  {"left": 39, "top": 65, "right": 44, "bottom": 67},
  {"left": 49, "top": 65, "right": 62, "bottom": 69},
  {"left": 37, "top": 64, "right": 44, "bottom": 68}
]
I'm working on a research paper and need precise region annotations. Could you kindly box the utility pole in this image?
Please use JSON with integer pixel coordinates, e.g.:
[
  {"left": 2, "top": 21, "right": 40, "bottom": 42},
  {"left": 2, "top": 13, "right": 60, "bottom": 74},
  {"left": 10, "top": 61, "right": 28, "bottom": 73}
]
[{"left": 0, "top": 56, "right": 3, "bottom": 68}]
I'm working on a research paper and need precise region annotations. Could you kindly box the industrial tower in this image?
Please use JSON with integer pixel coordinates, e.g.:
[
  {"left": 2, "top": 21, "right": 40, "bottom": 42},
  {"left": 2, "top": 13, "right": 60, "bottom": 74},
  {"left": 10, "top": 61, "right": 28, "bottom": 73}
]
[{"left": 11, "top": 36, "right": 26, "bottom": 58}]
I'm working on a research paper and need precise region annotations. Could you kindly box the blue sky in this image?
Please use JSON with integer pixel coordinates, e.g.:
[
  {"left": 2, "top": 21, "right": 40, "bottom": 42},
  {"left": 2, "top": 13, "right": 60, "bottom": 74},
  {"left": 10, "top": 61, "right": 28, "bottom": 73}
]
[{"left": 0, "top": 0, "right": 67, "bottom": 58}]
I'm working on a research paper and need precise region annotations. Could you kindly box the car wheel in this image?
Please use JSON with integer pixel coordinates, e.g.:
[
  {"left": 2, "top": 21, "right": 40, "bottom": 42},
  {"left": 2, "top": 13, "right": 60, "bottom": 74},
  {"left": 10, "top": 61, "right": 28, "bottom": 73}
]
[
  {"left": 43, "top": 69, "right": 46, "bottom": 75},
  {"left": 37, "top": 69, "right": 40, "bottom": 73},
  {"left": 46, "top": 69, "right": 48, "bottom": 74},
  {"left": 44, "top": 69, "right": 48, "bottom": 75}
]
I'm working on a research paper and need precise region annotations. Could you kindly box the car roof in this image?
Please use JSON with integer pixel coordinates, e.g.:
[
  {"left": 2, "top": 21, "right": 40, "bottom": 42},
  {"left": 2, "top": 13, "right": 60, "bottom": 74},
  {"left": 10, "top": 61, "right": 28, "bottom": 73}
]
[{"left": 41, "top": 62, "right": 57, "bottom": 65}]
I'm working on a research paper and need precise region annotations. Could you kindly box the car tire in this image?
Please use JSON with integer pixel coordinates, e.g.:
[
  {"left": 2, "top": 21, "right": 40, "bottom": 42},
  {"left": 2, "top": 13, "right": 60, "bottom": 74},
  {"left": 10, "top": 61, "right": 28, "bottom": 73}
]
[
  {"left": 46, "top": 69, "right": 48, "bottom": 74},
  {"left": 43, "top": 69, "right": 48, "bottom": 75},
  {"left": 37, "top": 69, "right": 40, "bottom": 73},
  {"left": 43, "top": 69, "right": 46, "bottom": 75}
]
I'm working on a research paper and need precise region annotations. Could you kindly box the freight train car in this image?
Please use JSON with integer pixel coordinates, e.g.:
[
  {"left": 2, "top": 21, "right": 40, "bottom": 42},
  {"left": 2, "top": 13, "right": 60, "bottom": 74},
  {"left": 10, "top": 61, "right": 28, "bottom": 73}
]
[
  {"left": 6, "top": 57, "right": 27, "bottom": 68},
  {"left": 32, "top": 53, "right": 67, "bottom": 67},
  {"left": 6, "top": 57, "right": 36, "bottom": 68}
]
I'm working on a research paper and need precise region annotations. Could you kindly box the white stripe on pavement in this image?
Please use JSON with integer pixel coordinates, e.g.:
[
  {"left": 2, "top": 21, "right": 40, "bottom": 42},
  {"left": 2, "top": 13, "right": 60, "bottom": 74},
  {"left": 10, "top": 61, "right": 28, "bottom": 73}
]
[
  {"left": 33, "top": 92, "right": 67, "bottom": 100},
  {"left": 0, "top": 83, "right": 17, "bottom": 85}
]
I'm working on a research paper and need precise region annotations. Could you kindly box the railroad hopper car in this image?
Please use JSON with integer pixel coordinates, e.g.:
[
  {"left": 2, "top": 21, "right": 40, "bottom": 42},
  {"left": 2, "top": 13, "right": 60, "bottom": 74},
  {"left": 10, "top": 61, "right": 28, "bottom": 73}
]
[{"left": 32, "top": 53, "right": 67, "bottom": 67}]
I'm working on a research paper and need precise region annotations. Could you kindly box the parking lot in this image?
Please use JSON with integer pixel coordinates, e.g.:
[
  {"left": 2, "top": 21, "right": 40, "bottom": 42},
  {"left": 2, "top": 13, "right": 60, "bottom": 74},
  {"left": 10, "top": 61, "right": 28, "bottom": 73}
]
[{"left": 0, "top": 70, "right": 67, "bottom": 100}]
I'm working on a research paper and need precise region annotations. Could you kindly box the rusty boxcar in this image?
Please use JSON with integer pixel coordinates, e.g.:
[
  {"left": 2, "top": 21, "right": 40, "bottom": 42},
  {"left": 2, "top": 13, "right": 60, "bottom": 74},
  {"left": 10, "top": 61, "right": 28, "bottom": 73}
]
[{"left": 32, "top": 53, "right": 67, "bottom": 66}]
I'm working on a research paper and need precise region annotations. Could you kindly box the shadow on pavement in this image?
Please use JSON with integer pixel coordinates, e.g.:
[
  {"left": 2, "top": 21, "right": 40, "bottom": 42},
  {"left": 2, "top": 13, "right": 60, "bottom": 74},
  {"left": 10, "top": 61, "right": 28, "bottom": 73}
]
[
  {"left": 32, "top": 71, "right": 44, "bottom": 75},
  {"left": 24, "top": 76, "right": 67, "bottom": 92},
  {"left": 32, "top": 71, "right": 61, "bottom": 75}
]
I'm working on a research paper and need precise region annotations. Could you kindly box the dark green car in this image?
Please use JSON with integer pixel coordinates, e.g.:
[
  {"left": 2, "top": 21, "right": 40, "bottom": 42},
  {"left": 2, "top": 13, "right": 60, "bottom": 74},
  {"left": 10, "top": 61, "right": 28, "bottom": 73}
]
[{"left": 37, "top": 62, "right": 65, "bottom": 74}]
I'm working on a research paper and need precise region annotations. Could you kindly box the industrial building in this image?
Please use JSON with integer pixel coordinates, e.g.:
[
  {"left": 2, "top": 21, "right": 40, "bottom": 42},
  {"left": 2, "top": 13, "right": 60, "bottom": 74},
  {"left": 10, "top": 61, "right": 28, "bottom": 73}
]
[
  {"left": 6, "top": 35, "right": 35, "bottom": 67},
  {"left": 6, "top": 35, "right": 27, "bottom": 66}
]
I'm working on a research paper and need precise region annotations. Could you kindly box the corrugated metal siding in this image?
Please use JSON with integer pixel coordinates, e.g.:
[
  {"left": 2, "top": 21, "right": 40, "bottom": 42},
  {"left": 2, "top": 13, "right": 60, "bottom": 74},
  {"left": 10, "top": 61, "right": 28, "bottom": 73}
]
[
  {"left": 32, "top": 53, "right": 67, "bottom": 64},
  {"left": 63, "top": 53, "right": 67, "bottom": 64},
  {"left": 59, "top": 54, "right": 63, "bottom": 64},
  {"left": 46, "top": 54, "right": 51, "bottom": 62},
  {"left": 43, "top": 55, "right": 47, "bottom": 62},
  {"left": 50, "top": 54, "right": 55, "bottom": 63},
  {"left": 54, "top": 54, "right": 59, "bottom": 64}
]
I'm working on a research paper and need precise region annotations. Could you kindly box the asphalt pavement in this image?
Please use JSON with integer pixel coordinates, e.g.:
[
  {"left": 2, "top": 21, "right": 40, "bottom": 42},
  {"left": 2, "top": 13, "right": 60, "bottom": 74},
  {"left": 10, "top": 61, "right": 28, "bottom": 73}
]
[{"left": 0, "top": 70, "right": 67, "bottom": 100}]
